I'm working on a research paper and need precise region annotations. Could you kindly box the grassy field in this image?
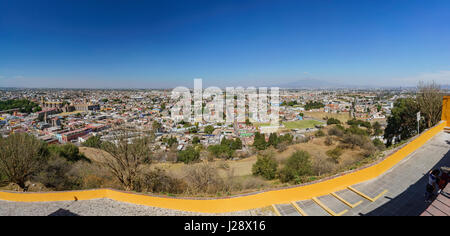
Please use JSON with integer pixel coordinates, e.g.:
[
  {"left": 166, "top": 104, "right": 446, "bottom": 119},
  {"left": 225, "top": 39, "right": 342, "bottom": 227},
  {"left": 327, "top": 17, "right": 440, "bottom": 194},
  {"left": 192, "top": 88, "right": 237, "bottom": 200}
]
[
  {"left": 254, "top": 119, "right": 324, "bottom": 130},
  {"left": 304, "top": 111, "right": 352, "bottom": 123},
  {"left": 283, "top": 120, "right": 323, "bottom": 129}
]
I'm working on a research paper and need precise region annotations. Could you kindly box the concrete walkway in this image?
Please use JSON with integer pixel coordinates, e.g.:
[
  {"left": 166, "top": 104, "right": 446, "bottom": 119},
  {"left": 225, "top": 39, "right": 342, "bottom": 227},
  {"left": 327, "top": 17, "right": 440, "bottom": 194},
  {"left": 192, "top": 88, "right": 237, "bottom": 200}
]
[{"left": 274, "top": 131, "right": 450, "bottom": 216}]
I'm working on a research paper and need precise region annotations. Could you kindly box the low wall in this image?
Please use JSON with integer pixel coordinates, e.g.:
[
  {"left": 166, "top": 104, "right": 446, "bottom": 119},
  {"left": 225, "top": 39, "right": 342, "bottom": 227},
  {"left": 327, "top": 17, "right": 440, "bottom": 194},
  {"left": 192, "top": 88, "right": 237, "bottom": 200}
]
[{"left": 0, "top": 122, "right": 446, "bottom": 213}]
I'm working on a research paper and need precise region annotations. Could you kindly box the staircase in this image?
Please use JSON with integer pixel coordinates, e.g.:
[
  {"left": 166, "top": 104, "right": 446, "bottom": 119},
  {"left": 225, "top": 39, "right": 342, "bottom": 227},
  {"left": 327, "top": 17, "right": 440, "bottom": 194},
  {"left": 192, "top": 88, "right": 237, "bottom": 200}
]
[{"left": 445, "top": 127, "right": 450, "bottom": 133}]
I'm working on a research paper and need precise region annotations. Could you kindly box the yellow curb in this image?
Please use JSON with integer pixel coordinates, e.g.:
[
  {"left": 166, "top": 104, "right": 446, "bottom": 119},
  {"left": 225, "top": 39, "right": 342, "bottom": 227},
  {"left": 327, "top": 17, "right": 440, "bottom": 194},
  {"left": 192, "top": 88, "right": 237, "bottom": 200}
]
[
  {"left": 272, "top": 204, "right": 281, "bottom": 216},
  {"left": 347, "top": 187, "right": 388, "bottom": 202},
  {"left": 291, "top": 201, "right": 308, "bottom": 216},
  {"left": 330, "top": 192, "right": 363, "bottom": 208},
  {"left": 312, "top": 197, "right": 348, "bottom": 216}
]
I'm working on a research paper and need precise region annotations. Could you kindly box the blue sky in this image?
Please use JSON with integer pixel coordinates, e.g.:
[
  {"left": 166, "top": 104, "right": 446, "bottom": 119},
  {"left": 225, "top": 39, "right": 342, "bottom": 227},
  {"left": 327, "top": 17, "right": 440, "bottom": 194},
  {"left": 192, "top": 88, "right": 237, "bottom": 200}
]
[{"left": 1, "top": 0, "right": 449, "bottom": 88}]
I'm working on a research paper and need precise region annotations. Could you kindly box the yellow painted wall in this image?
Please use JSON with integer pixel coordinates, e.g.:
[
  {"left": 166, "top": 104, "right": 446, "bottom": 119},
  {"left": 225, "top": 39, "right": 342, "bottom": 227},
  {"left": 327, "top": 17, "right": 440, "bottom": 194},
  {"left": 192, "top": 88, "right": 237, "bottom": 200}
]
[
  {"left": 443, "top": 96, "right": 450, "bottom": 126},
  {"left": 0, "top": 122, "right": 446, "bottom": 213}
]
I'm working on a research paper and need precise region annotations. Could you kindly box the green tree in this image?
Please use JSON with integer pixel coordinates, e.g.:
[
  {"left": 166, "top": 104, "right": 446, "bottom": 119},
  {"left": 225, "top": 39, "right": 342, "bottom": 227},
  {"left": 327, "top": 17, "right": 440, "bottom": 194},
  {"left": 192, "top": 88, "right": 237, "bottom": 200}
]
[
  {"left": 268, "top": 133, "right": 279, "bottom": 147},
  {"left": 384, "top": 98, "right": 421, "bottom": 146},
  {"left": 326, "top": 118, "right": 341, "bottom": 125},
  {"left": 204, "top": 125, "right": 215, "bottom": 134},
  {"left": 279, "top": 151, "right": 313, "bottom": 183},
  {"left": 373, "top": 121, "right": 383, "bottom": 136},
  {"left": 252, "top": 152, "right": 278, "bottom": 180},
  {"left": 0, "top": 133, "right": 47, "bottom": 188},
  {"left": 253, "top": 132, "right": 267, "bottom": 150},
  {"left": 178, "top": 146, "right": 200, "bottom": 164},
  {"left": 83, "top": 135, "right": 102, "bottom": 148}
]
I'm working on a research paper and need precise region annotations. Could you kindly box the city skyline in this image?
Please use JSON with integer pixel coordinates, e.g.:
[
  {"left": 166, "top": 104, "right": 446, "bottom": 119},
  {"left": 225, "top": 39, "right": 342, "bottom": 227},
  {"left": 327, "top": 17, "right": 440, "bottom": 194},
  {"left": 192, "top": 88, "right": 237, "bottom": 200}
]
[{"left": 1, "top": 0, "right": 450, "bottom": 88}]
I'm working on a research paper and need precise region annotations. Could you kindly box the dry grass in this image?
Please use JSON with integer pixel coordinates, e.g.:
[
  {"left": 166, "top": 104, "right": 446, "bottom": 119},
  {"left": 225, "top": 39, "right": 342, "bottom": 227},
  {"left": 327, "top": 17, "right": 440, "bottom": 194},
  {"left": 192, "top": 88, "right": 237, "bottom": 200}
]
[{"left": 304, "top": 111, "right": 352, "bottom": 123}]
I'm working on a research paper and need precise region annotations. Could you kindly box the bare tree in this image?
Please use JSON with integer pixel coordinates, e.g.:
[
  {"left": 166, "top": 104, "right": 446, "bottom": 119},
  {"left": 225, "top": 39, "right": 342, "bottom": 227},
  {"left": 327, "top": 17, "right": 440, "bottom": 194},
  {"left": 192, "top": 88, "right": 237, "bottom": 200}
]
[
  {"left": 0, "top": 133, "right": 46, "bottom": 189},
  {"left": 417, "top": 81, "right": 443, "bottom": 128},
  {"left": 99, "top": 130, "right": 152, "bottom": 191}
]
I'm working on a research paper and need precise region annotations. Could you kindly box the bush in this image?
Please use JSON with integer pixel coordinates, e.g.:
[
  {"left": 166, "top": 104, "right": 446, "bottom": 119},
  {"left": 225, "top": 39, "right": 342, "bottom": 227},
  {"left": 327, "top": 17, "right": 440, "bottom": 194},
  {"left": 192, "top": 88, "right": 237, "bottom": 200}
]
[
  {"left": 33, "top": 155, "right": 82, "bottom": 190},
  {"left": 342, "top": 134, "right": 367, "bottom": 149},
  {"left": 326, "top": 118, "right": 341, "bottom": 125},
  {"left": 178, "top": 146, "right": 200, "bottom": 164},
  {"left": 324, "top": 136, "right": 333, "bottom": 146},
  {"left": 0, "top": 133, "right": 47, "bottom": 188},
  {"left": 253, "top": 132, "right": 268, "bottom": 150},
  {"left": 184, "top": 163, "right": 223, "bottom": 194},
  {"left": 279, "top": 151, "right": 313, "bottom": 183},
  {"left": 82, "top": 136, "right": 102, "bottom": 148},
  {"left": 139, "top": 168, "right": 186, "bottom": 194},
  {"left": 372, "top": 138, "right": 385, "bottom": 151},
  {"left": 204, "top": 125, "right": 215, "bottom": 134},
  {"left": 328, "top": 126, "right": 344, "bottom": 137},
  {"left": 48, "top": 143, "right": 88, "bottom": 162},
  {"left": 315, "top": 130, "right": 325, "bottom": 137},
  {"left": 252, "top": 152, "right": 278, "bottom": 180},
  {"left": 326, "top": 147, "right": 343, "bottom": 163}
]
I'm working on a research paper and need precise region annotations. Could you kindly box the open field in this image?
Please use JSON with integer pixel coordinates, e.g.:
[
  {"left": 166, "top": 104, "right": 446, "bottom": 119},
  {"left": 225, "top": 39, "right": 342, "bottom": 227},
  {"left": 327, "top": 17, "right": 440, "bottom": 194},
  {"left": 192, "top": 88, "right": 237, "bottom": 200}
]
[
  {"left": 304, "top": 111, "right": 352, "bottom": 123},
  {"left": 254, "top": 119, "right": 324, "bottom": 130},
  {"left": 283, "top": 120, "right": 323, "bottom": 129}
]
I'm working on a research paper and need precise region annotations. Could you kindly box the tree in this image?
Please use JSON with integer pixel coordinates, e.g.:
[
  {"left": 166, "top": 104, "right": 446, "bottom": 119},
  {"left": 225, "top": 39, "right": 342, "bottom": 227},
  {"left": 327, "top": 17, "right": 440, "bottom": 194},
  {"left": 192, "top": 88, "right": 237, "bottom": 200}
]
[
  {"left": 279, "top": 150, "right": 313, "bottom": 183},
  {"left": 326, "top": 118, "right": 341, "bottom": 125},
  {"left": 252, "top": 152, "right": 278, "bottom": 180},
  {"left": 373, "top": 121, "right": 383, "bottom": 136},
  {"left": 253, "top": 132, "right": 267, "bottom": 150},
  {"left": 152, "top": 121, "right": 161, "bottom": 132},
  {"left": 178, "top": 146, "right": 200, "bottom": 164},
  {"left": 83, "top": 136, "right": 102, "bottom": 148},
  {"left": 100, "top": 131, "right": 152, "bottom": 191},
  {"left": 384, "top": 98, "right": 421, "bottom": 146},
  {"left": 417, "top": 81, "right": 443, "bottom": 128},
  {"left": 0, "top": 133, "right": 47, "bottom": 188},
  {"left": 231, "top": 138, "right": 243, "bottom": 150},
  {"left": 192, "top": 136, "right": 200, "bottom": 144},
  {"left": 204, "top": 125, "right": 215, "bottom": 134},
  {"left": 268, "top": 133, "right": 279, "bottom": 147},
  {"left": 48, "top": 143, "right": 87, "bottom": 162}
]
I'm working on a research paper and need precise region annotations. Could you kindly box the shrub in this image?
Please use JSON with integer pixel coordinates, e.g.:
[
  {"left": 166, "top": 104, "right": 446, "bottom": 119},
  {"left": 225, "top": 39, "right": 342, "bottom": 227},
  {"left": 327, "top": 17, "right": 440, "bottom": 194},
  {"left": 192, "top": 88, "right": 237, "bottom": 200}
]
[
  {"left": 178, "top": 146, "right": 200, "bottom": 164},
  {"left": 279, "top": 151, "right": 313, "bottom": 183},
  {"left": 82, "top": 136, "right": 102, "bottom": 148},
  {"left": 324, "top": 136, "right": 333, "bottom": 146},
  {"left": 326, "top": 147, "right": 343, "bottom": 163},
  {"left": 0, "top": 133, "right": 47, "bottom": 188},
  {"left": 204, "top": 125, "right": 215, "bottom": 134},
  {"left": 33, "top": 155, "right": 82, "bottom": 190},
  {"left": 342, "top": 134, "right": 367, "bottom": 149},
  {"left": 326, "top": 118, "right": 341, "bottom": 125},
  {"left": 253, "top": 132, "right": 267, "bottom": 150},
  {"left": 49, "top": 143, "right": 88, "bottom": 162},
  {"left": 139, "top": 168, "right": 186, "bottom": 194},
  {"left": 372, "top": 138, "right": 385, "bottom": 151},
  {"left": 315, "top": 130, "right": 325, "bottom": 137},
  {"left": 328, "top": 126, "right": 344, "bottom": 137},
  {"left": 252, "top": 152, "right": 278, "bottom": 180},
  {"left": 184, "top": 163, "right": 223, "bottom": 194}
]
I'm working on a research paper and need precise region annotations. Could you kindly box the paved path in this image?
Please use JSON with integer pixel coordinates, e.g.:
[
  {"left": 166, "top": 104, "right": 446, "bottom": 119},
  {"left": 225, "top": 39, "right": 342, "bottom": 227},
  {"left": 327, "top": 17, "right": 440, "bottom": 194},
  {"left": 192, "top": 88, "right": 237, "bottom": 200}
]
[{"left": 274, "top": 131, "right": 450, "bottom": 216}]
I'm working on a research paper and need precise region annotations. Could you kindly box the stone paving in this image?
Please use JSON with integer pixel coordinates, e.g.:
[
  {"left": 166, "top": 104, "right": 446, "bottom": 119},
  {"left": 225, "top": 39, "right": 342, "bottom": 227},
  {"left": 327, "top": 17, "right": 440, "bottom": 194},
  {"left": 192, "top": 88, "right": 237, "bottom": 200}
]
[{"left": 275, "top": 131, "right": 450, "bottom": 216}]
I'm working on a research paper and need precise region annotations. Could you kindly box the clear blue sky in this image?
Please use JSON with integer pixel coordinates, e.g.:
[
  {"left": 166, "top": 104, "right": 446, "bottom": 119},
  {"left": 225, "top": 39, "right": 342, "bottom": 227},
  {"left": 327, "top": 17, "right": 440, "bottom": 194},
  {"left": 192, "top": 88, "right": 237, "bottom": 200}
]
[{"left": 1, "top": 0, "right": 449, "bottom": 88}]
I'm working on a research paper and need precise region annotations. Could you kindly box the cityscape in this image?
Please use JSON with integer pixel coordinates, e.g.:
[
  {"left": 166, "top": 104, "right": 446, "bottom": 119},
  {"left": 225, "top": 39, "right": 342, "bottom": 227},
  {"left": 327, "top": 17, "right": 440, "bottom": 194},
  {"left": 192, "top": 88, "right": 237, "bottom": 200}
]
[{"left": 0, "top": 0, "right": 449, "bottom": 222}]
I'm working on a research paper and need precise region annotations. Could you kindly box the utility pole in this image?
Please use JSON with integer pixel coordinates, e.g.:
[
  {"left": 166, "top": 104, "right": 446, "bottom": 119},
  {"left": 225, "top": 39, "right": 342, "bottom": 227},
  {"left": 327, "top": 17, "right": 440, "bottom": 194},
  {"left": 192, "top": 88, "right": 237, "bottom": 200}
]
[{"left": 417, "top": 112, "right": 420, "bottom": 135}]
